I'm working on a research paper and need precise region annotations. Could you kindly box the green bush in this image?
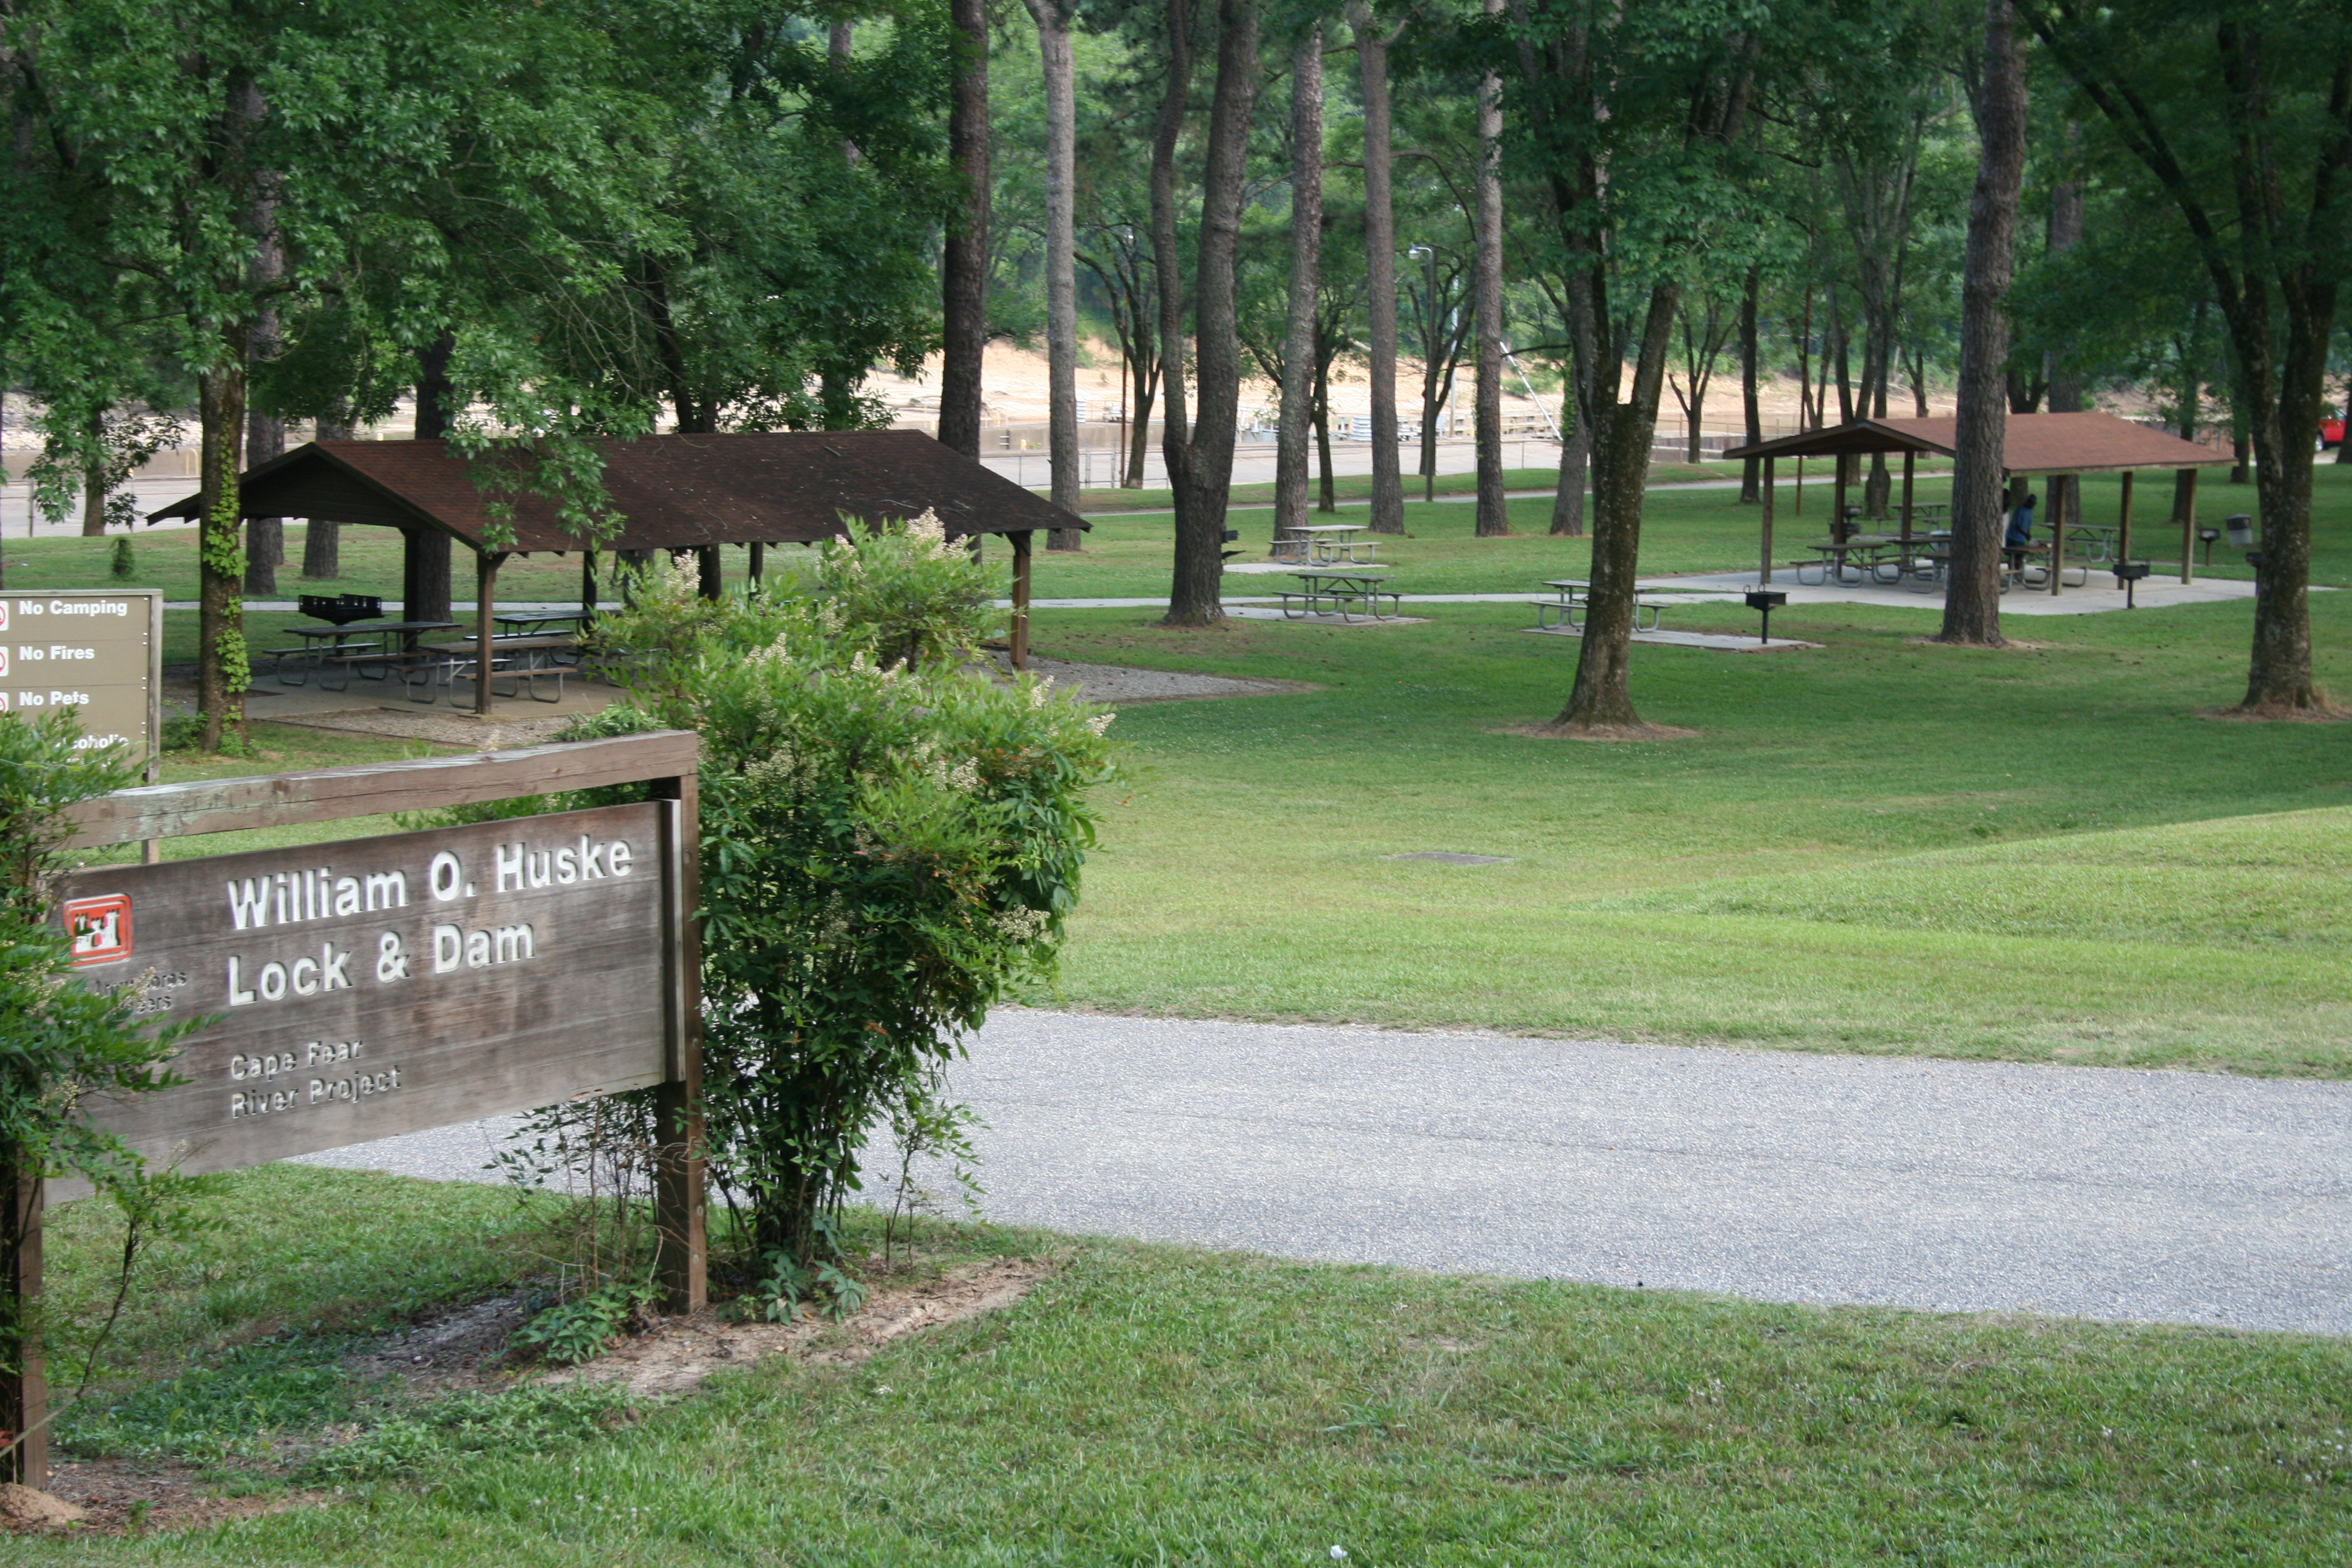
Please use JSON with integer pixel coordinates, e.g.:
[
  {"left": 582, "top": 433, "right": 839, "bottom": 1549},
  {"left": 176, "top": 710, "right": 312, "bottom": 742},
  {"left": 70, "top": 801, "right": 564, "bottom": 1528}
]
[
  {"left": 2, "top": 711, "right": 206, "bottom": 1457},
  {"left": 509, "top": 1278, "right": 655, "bottom": 1367},
  {"left": 569, "top": 520, "right": 1116, "bottom": 1267}
]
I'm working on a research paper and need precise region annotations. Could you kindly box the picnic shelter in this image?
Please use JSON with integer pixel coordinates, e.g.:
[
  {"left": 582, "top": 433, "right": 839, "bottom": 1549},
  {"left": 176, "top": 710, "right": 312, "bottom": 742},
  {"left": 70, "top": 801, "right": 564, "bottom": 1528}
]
[
  {"left": 1725, "top": 411, "right": 2235, "bottom": 593},
  {"left": 152, "top": 431, "right": 1080, "bottom": 711}
]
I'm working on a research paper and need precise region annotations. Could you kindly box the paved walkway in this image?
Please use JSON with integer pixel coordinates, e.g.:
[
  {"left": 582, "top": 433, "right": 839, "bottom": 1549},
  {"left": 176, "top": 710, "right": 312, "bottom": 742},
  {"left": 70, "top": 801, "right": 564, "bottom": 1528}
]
[{"left": 299, "top": 1010, "right": 2352, "bottom": 1334}]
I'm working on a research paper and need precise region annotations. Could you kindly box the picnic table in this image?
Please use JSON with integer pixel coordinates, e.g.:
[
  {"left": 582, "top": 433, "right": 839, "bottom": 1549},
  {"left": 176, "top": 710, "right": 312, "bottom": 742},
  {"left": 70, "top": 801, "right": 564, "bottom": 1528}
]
[
  {"left": 2062, "top": 521, "right": 2123, "bottom": 562},
  {"left": 413, "top": 631, "right": 579, "bottom": 704},
  {"left": 1906, "top": 540, "right": 2077, "bottom": 594},
  {"left": 1273, "top": 523, "right": 1377, "bottom": 565},
  {"left": 268, "top": 619, "right": 459, "bottom": 688},
  {"left": 1279, "top": 569, "right": 1402, "bottom": 622},
  {"left": 1796, "top": 535, "right": 1909, "bottom": 584},
  {"left": 1530, "top": 579, "right": 1673, "bottom": 631},
  {"left": 494, "top": 609, "right": 589, "bottom": 635}
]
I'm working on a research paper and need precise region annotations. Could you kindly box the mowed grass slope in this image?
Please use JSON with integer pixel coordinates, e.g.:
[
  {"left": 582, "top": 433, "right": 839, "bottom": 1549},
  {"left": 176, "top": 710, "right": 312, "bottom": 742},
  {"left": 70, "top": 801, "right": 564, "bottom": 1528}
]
[
  {"left": 16, "top": 1168, "right": 2350, "bottom": 1566},
  {"left": 1027, "top": 468, "right": 2352, "bottom": 1076}
]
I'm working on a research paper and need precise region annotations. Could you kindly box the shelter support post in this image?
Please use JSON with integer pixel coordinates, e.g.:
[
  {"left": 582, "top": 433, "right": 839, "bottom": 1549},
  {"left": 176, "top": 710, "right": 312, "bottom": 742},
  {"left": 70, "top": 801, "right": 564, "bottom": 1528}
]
[
  {"left": 651, "top": 768, "right": 707, "bottom": 1315},
  {"left": 1900, "top": 451, "right": 1915, "bottom": 544},
  {"left": 697, "top": 546, "right": 721, "bottom": 601},
  {"left": 1832, "top": 458, "right": 1850, "bottom": 543},
  {"left": 2051, "top": 474, "right": 2069, "bottom": 596},
  {"left": 2, "top": 1164, "right": 45, "bottom": 1488},
  {"left": 749, "top": 542, "right": 765, "bottom": 589},
  {"left": 2175, "top": 468, "right": 2198, "bottom": 584},
  {"left": 474, "top": 551, "right": 505, "bottom": 718},
  {"left": 2118, "top": 471, "right": 2134, "bottom": 563},
  {"left": 581, "top": 549, "right": 598, "bottom": 630},
  {"left": 1760, "top": 458, "right": 1775, "bottom": 584},
  {"left": 1010, "top": 531, "right": 1033, "bottom": 671}
]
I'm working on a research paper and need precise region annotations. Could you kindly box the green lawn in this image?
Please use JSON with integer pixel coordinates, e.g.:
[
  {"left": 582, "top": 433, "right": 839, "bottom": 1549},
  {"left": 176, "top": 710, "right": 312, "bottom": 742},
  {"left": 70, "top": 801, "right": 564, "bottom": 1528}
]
[
  {"left": 15, "top": 471, "right": 2350, "bottom": 1560},
  {"left": 1023, "top": 466, "right": 2349, "bottom": 1076},
  {"left": 16, "top": 1167, "right": 2349, "bottom": 1565},
  {"left": 24, "top": 466, "right": 2342, "bottom": 1071}
]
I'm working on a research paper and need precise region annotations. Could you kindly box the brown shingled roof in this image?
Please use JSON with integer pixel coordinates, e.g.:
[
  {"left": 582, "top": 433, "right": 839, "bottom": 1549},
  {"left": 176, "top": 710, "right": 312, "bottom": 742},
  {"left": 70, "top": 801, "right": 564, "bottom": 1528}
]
[
  {"left": 1724, "top": 411, "right": 2232, "bottom": 475},
  {"left": 149, "top": 431, "right": 1083, "bottom": 552}
]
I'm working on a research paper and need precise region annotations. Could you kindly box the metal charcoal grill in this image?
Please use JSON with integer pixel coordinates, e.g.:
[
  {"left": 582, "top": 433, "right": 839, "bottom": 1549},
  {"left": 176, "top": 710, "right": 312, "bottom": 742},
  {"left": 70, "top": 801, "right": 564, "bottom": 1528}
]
[
  {"left": 1744, "top": 588, "right": 1787, "bottom": 644},
  {"left": 299, "top": 593, "right": 384, "bottom": 626},
  {"left": 2111, "top": 560, "right": 2150, "bottom": 609}
]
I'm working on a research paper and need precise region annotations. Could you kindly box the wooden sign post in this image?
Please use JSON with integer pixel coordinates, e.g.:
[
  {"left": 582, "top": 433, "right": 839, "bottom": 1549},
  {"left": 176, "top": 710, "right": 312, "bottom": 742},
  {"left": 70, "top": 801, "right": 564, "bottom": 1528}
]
[{"left": 3, "top": 732, "right": 704, "bottom": 1489}]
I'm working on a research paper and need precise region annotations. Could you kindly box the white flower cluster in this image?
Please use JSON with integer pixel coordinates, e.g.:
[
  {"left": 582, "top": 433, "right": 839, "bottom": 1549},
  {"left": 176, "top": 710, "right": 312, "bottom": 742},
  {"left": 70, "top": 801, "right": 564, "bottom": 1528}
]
[
  {"left": 991, "top": 907, "right": 1050, "bottom": 942},
  {"left": 906, "top": 508, "right": 962, "bottom": 560},
  {"left": 1086, "top": 713, "right": 1114, "bottom": 735}
]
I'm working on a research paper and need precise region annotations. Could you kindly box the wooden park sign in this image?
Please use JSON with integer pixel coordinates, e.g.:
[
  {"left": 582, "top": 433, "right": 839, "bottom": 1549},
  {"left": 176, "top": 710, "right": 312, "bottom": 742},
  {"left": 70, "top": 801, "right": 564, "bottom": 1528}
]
[
  {"left": 5, "top": 731, "right": 706, "bottom": 1489},
  {"left": 1, "top": 589, "right": 163, "bottom": 768}
]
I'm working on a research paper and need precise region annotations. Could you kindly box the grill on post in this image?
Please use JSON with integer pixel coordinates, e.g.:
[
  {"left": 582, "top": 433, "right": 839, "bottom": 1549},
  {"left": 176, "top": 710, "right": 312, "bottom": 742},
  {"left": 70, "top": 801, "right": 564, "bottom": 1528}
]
[
  {"left": 2111, "top": 560, "right": 2151, "bottom": 609},
  {"left": 1744, "top": 588, "right": 1787, "bottom": 644},
  {"left": 298, "top": 593, "right": 384, "bottom": 626}
]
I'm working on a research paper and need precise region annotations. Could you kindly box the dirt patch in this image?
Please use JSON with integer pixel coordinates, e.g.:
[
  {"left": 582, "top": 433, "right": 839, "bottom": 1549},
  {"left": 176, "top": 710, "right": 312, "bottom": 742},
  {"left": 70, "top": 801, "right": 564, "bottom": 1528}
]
[
  {"left": 32, "top": 1463, "right": 325, "bottom": 1537},
  {"left": 997, "top": 655, "right": 1314, "bottom": 705},
  {"left": 543, "top": 1255, "right": 1055, "bottom": 1398},
  {"left": 266, "top": 708, "right": 590, "bottom": 749},
  {"left": 1901, "top": 636, "right": 2052, "bottom": 652},
  {"left": 1494, "top": 721, "right": 1702, "bottom": 742},
  {"left": 2196, "top": 699, "right": 2351, "bottom": 723},
  {"left": 38, "top": 1254, "right": 1053, "bottom": 1536},
  {"left": 345, "top": 1289, "right": 538, "bottom": 1397}
]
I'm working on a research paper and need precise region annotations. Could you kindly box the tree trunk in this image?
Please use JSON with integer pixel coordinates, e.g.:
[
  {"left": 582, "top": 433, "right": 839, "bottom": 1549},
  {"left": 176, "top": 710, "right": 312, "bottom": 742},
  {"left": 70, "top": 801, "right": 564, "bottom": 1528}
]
[
  {"left": 80, "top": 460, "right": 106, "bottom": 536},
  {"left": 1472, "top": 0, "right": 1508, "bottom": 537},
  {"left": 1128, "top": 362, "right": 1158, "bottom": 486},
  {"left": 813, "top": 22, "right": 864, "bottom": 425},
  {"left": 1349, "top": 2, "right": 1405, "bottom": 534},
  {"left": 197, "top": 344, "right": 250, "bottom": 754},
  {"left": 302, "top": 420, "right": 347, "bottom": 579},
  {"left": 2045, "top": 130, "right": 2084, "bottom": 419},
  {"left": 405, "top": 333, "right": 457, "bottom": 624},
  {"left": 244, "top": 406, "right": 284, "bottom": 597},
  {"left": 1151, "top": 0, "right": 1200, "bottom": 595},
  {"left": 1164, "top": 0, "right": 1258, "bottom": 626},
  {"left": 1274, "top": 25, "right": 1324, "bottom": 546},
  {"left": 1314, "top": 354, "right": 1336, "bottom": 511},
  {"left": 1550, "top": 122, "right": 1756, "bottom": 725},
  {"left": 1938, "top": 0, "right": 2027, "bottom": 648},
  {"left": 1550, "top": 389, "right": 1586, "bottom": 535},
  {"left": 1739, "top": 264, "right": 1762, "bottom": 503},
  {"left": 1557, "top": 285, "right": 1677, "bottom": 727},
  {"left": 79, "top": 408, "right": 106, "bottom": 535},
  {"left": 244, "top": 187, "right": 286, "bottom": 596},
  {"left": 2046, "top": 129, "right": 2084, "bottom": 530},
  {"left": 1027, "top": 0, "right": 1085, "bottom": 550},
  {"left": 939, "top": 0, "right": 991, "bottom": 460}
]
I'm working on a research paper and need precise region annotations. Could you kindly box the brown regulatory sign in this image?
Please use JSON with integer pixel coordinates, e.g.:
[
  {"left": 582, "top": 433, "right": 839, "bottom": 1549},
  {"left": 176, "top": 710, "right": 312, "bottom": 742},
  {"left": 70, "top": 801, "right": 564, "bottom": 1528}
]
[
  {"left": 53, "top": 801, "right": 685, "bottom": 1190},
  {"left": 1, "top": 589, "right": 162, "bottom": 763}
]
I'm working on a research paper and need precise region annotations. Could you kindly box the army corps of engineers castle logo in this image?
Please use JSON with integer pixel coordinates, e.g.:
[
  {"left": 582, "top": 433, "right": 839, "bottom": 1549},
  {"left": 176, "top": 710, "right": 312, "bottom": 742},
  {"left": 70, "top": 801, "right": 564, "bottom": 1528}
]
[{"left": 65, "top": 892, "right": 134, "bottom": 967}]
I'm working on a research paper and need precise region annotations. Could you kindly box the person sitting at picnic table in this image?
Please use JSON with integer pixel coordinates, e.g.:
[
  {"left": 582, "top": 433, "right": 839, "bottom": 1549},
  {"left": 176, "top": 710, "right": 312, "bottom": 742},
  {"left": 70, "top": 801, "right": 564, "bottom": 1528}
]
[{"left": 2005, "top": 492, "right": 2038, "bottom": 547}]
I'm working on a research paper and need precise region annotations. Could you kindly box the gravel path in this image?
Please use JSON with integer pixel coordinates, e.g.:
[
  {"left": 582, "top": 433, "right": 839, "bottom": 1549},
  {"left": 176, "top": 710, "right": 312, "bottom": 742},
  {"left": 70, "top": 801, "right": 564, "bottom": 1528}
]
[{"left": 295, "top": 1009, "right": 2352, "bottom": 1334}]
